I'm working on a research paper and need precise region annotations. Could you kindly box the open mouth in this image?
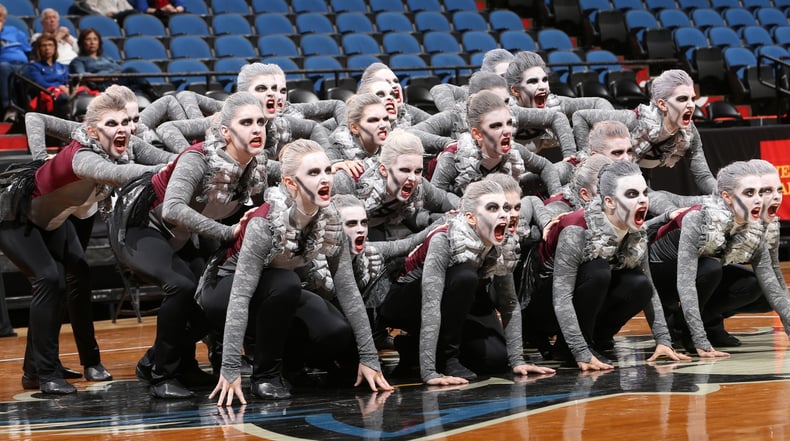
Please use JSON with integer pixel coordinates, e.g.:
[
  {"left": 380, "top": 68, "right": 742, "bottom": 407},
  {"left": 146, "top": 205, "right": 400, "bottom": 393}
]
[
  {"left": 249, "top": 136, "right": 263, "bottom": 148},
  {"left": 768, "top": 203, "right": 780, "bottom": 217},
  {"left": 318, "top": 184, "right": 331, "bottom": 201},
  {"left": 400, "top": 181, "right": 414, "bottom": 199},
  {"left": 634, "top": 207, "right": 647, "bottom": 226},
  {"left": 494, "top": 222, "right": 507, "bottom": 242},
  {"left": 534, "top": 92, "right": 548, "bottom": 108},
  {"left": 682, "top": 109, "right": 693, "bottom": 125},
  {"left": 393, "top": 86, "right": 402, "bottom": 104},
  {"left": 265, "top": 98, "right": 277, "bottom": 114},
  {"left": 354, "top": 235, "right": 366, "bottom": 252},
  {"left": 113, "top": 136, "right": 127, "bottom": 154},
  {"left": 751, "top": 206, "right": 762, "bottom": 219},
  {"left": 501, "top": 137, "right": 511, "bottom": 154},
  {"left": 508, "top": 217, "right": 518, "bottom": 233},
  {"left": 384, "top": 101, "right": 397, "bottom": 115},
  {"left": 377, "top": 127, "right": 389, "bottom": 140}
]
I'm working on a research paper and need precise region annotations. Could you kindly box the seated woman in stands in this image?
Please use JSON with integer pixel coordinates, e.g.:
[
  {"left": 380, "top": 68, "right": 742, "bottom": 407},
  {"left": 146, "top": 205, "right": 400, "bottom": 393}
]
[
  {"left": 24, "top": 33, "right": 71, "bottom": 118},
  {"left": 0, "top": 92, "right": 167, "bottom": 394},
  {"left": 571, "top": 69, "right": 716, "bottom": 209}
]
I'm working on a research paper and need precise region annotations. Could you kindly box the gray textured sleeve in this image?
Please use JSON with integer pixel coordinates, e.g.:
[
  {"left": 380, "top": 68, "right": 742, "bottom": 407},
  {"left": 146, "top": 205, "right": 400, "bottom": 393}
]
[
  {"left": 421, "top": 179, "right": 461, "bottom": 212},
  {"left": 675, "top": 211, "right": 713, "bottom": 350},
  {"left": 411, "top": 111, "right": 454, "bottom": 138},
  {"left": 328, "top": 240, "right": 381, "bottom": 371},
  {"left": 752, "top": 246, "right": 790, "bottom": 335},
  {"left": 552, "top": 226, "right": 593, "bottom": 362},
  {"left": 160, "top": 151, "right": 236, "bottom": 242},
  {"left": 572, "top": 109, "right": 635, "bottom": 152},
  {"left": 405, "top": 104, "right": 431, "bottom": 124},
  {"left": 493, "top": 274, "right": 527, "bottom": 368},
  {"left": 140, "top": 94, "right": 188, "bottom": 128},
  {"left": 419, "top": 231, "right": 451, "bottom": 382},
  {"left": 129, "top": 137, "right": 177, "bottom": 165},
  {"left": 429, "top": 151, "right": 458, "bottom": 194},
  {"left": 410, "top": 127, "right": 454, "bottom": 155},
  {"left": 371, "top": 227, "right": 432, "bottom": 258},
  {"left": 513, "top": 107, "right": 577, "bottom": 158},
  {"left": 176, "top": 90, "right": 223, "bottom": 119},
  {"left": 639, "top": 256, "right": 673, "bottom": 347},
  {"left": 72, "top": 150, "right": 159, "bottom": 186},
  {"left": 286, "top": 115, "right": 331, "bottom": 149},
  {"left": 291, "top": 100, "right": 347, "bottom": 127},
  {"left": 519, "top": 147, "right": 562, "bottom": 194},
  {"left": 156, "top": 117, "right": 211, "bottom": 153},
  {"left": 24, "top": 113, "right": 80, "bottom": 161},
  {"left": 559, "top": 96, "right": 614, "bottom": 115},
  {"left": 686, "top": 127, "right": 716, "bottom": 195},
  {"left": 430, "top": 83, "right": 467, "bottom": 112},
  {"left": 221, "top": 216, "right": 271, "bottom": 382},
  {"left": 331, "top": 170, "right": 356, "bottom": 195}
]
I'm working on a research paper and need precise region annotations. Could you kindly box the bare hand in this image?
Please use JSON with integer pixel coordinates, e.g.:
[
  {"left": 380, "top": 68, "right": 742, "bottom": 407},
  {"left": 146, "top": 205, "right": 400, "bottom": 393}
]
[
  {"left": 233, "top": 206, "right": 259, "bottom": 238},
  {"left": 425, "top": 375, "right": 468, "bottom": 386},
  {"left": 542, "top": 212, "right": 569, "bottom": 240},
  {"left": 647, "top": 343, "right": 692, "bottom": 362},
  {"left": 577, "top": 355, "right": 614, "bottom": 371},
  {"left": 355, "top": 390, "right": 393, "bottom": 417},
  {"left": 696, "top": 347, "right": 730, "bottom": 358},
  {"left": 512, "top": 363, "right": 556, "bottom": 376},
  {"left": 354, "top": 364, "right": 394, "bottom": 392},
  {"left": 332, "top": 160, "right": 365, "bottom": 179},
  {"left": 209, "top": 375, "right": 247, "bottom": 407}
]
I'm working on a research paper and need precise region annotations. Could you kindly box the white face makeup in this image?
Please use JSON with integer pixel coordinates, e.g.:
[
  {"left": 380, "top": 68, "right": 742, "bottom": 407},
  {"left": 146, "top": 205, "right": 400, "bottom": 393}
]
[
  {"left": 276, "top": 74, "right": 288, "bottom": 111},
  {"left": 597, "top": 136, "right": 634, "bottom": 162},
  {"left": 124, "top": 101, "right": 140, "bottom": 135},
  {"left": 724, "top": 175, "right": 763, "bottom": 225},
  {"left": 489, "top": 86, "right": 511, "bottom": 106},
  {"left": 339, "top": 205, "right": 368, "bottom": 255},
  {"left": 367, "top": 80, "right": 398, "bottom": 116},
  {"left": 472, "top": 107, "right": 513, "bottom": 158},
  {"left": 221, "top": 104, "right": 266, "bottom": 165},
  {"left": 494, "top": 61, "right": 509, "bottom": 77},
  {"left": 245, "top": 74, "right": 282, "bottom": 120},
  {"left": 760, "top": 171, "right": 783, "bottom": 223},
  {"left": 512, "top": 66, "right": 549, "bottom": 109},
  {"left": 350, "top": 103, "right": 390, "bottom": 154},
  {"left": 659, "top": 84, "right": 696, "bottom": 133},
  {"left": 380, "top": 154, "right": 423, "bottom": 202},
  {"left": 89, "top": 109, "right": 131, "bottom": 160},
  {"left": 605, "top": 174, "right": 649, "bottom": 232},
  {"left": 290, "top": 151, "right": 333, "bottom": 213},
  {"left": 370, "top": 68, "right": 403, "bottom": 106},
  {"left": 466, "top": 193, "right": 509, "bottom": 247},
  {"left": 504, "top": 190, "right": 521, "bottom": 234}
]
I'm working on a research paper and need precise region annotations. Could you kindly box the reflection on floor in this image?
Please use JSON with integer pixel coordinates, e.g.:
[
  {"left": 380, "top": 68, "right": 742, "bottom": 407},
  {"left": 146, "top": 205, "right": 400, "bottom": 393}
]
[{"left": 0, "top": 316, "right": 788, "bottom": 440}]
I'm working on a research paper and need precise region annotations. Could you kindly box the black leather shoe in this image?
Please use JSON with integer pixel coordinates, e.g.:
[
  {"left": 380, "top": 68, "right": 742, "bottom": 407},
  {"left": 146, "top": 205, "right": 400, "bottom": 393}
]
[
  {"left": 251, "top": 376, "right": 291, "bottom": 400},
  {"left": 136, "top": 360, "right": 153, "bottom": 384},
  {"left": 708, "top": 331, "right": 742, "bottom": 348},
  {"left": 61, "top": 366, "right": 83, "bottom": 379},
  {"left": 0, "top": 329, "right": 16, "bottom": 337},
  {"left": 149, "top": 379, "right": 194, "bottom": 399},
  {"left": 442, "top": 357, "right": 477, "bottom": 381},
  {"left": 40, "top": 379, "right": 77, "bottom": 395},
  {"left": 179, "top": 366, "right": 216, "bottom": 388},
  {"left": 21, "top": 373, "right": 39, "bottom": 390},
  {"left": 85, "top": 364, "right": 113, "bottom": 382}
]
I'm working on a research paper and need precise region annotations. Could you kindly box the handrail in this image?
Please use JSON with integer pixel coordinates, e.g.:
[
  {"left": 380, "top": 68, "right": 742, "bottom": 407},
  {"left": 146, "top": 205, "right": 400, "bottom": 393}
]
[{"left": 756, "top": 53, "right": 790, "bottom": 96}]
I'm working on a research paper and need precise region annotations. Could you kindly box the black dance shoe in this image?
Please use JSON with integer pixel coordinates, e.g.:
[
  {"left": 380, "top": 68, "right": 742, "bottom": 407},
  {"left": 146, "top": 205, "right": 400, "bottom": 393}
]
[
  {"left": 179, "top": 366, "right": 217, "bottom": 388},
  {"left": 149, "top": 379, "right": 194, "bottom": 399},
  {"left": 0, "top": 329, "right": 16, "bottom": 337},
  {"left": 707, "top": 330, "right": 742, "bottom": 348},
  {"left": 40, "top": 379, "right": 77, "bottom": 395},
  {"left": 135, "top": 359, "right": 153, "bottom": 384},
  {"left": 21, "top": 373, "right": 39, "bottom": 390},
  {"left": 61, "top": 366, "right": 83, "bottom": 379},
  {"left": 251, "top": 376, "right": 291, "bottom": 400},
  {"left": 85, "top": 364, "right": 113, "bottom": 382},
  {"left": 441, "top": 358, "right": 478, "bottom": 381}
]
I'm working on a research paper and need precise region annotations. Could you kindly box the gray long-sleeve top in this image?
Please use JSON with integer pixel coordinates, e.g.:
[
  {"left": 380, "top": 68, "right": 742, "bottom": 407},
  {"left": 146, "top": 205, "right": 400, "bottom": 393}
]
[
  {"left": 419, "top": 230, "right": 526, "bottom": 382},
  {"left": 220, "top": 216, "right": 379, "bottom": 383}
]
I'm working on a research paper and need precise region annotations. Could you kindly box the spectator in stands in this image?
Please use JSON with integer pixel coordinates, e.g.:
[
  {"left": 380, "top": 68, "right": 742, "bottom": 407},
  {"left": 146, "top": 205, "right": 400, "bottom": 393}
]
[
  {"left": 135, "top": 0, "right": 185, "bottom": 22},
  {"left": 70, "top": 28, "right": 154, "bottom": 98},
  {"left": 24, "top": 34, "right": 71, "bottom": 118},
  {"left": 31, "top": 9, "right": 79, "bottom": 65},
  {"left": 0, "top": 4, "right": 33, "bottom": 122},
  {"left": 70, "top": 0, "right": 140, "bottom": 25}
]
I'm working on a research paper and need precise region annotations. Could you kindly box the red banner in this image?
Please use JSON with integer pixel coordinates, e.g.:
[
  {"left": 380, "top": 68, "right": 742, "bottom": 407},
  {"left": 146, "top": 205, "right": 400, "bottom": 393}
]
[{"left": 759, "top": 139, "right": 790, "bottom": 220}]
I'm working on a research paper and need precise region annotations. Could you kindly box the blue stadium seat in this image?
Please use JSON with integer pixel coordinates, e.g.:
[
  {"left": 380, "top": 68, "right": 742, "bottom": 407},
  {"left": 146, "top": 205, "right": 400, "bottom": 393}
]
[
  {"left": 624, "top": 9, "right": 660, "bottom": 44},
  {"left": 293, "top": 0, "right": 330, "bottom": 13},
  {"left": 461, "top": 31, "right": 498, "bottom": 54},
  {"left": 255, "top": 14, "right": 295, "bottom": 36},
  {"left": 102, "top": 39, "right": 121, "bottom": 60},
  {"left": 611, "top": 0, "right": 644, "bottom": 11},
  {"left": 423, "top": 31, "right": 462, "bottom": 54},
  {"left": 0, "top": 0, "right": 35, "bottom": 17},
  {"left": 756, "top": 44, "right": 789, "bottom": 63},
  {"left": 489, "top": 10, "right": 525, "bottom": 32},
  {"left": 331, "top": 0, "right": 368, "bottom": 13},
  {"left": 167, "top": 59, "right": 211, "bottom": 91},
  {"left": 215, "top": 57, "right": 248, "bottom": 92},
  {"left": 212, "top": 13, "right": 252, "bottom": 36},
  {"left": 215, "top": 35, "right": 257, "bottom": 58},
  {"left": 774, "top": 26, "right": 790, "bottom": 47},
  {"left": 257, "top": 35, "right": 300, "bottom": 59},
  {"left": 170, "top": 35, "right": 213, "bottom": 59},
  {"left": 124, "top": 14, "right": 167, "bottom": 37},
  {"left": 708, "top": 26, "right": 743, "bottom": 49},
  {"left": 262, "top": 56, "right": 304, "bottom": 82},
  {"left": 296, "top": 13, "right": 335, "bottom": 34},
  {"left": 709, "top": 0, "right": 740, "bottom": 11},
  {"left": 430, "top": 53, "right": 472, "bottom": 83},
  {"left": 252, "top": 0, "right": 290, "bottom": 14},
  {"left": 722, "top": 7, "right": 758, "bottom": 36},
  {"left": 500, "top": 30, "right": 538, "bottom": 52},
  {"left": 5, "top": 17, "right": 29, "bottom": 36},
  {"left": 658, "top": 9, "right": 692, "bottom": 31},
  {"left": 585, "top": 49, "right": 623, "bottom": 83},
  {"left": 181, "top": 0, "right": 210, "bottom": 15},
  {"left": 342, "top": 34, "right": 381, "bottom": 55},
  {"left": 444, "top": 0, "right": 478, "bottom": 12},
  {"left": 124, "top": 36, "right": 168, "bottom": 61},
  {"left": 389, "top": 54, "right": 431, "bottom": 84},
  {"left": 741, "top": 0, "right": 772, "bottom": 11},
  {"left": 348, "top": 54, "right": 384, "bottom": 79},
  {"left": 756, "top": 8, "right": 788, "bottom": 34},
  {"left": 674, "top": 27, "right": 710, "bottom": 66},
  {"left": 375, "top": 12, "right": 414, "bottom": 33},
  {"left": 211, "top": 0, "right": 250, "bottom": 15},
  {"left": 168, "top": 14, "right": 210, "bottom": 37},
  {"left": 690, "top": 8, "right": 725, "bottom": 34},
  {"left": 38, "top": 0, "right": 73, "bottom": 16},
  {"left": 643, "top": 0, "right": 677, "bottom": 12},
  {"left": 676, "top": 0, "right": 711, "bottom": 11},
  {"left": 547, "top": 50, "right": 590, "bottom": 84},
  {"left": 370, "top": 0, "right": 406, "bottom": 13},
  {"left": 580, "top": 0, "right": 613, "bottom": 28},
  {"left": 743, "top": 26, "right": 774, "bottom": 49},
  {"left": 452, "top": 11, "right": 489, "bottom": 32},
  {"left": 723, "top": 46, "right": 777, "bottom": 100},
  {"left": 303, "top": 55, "right": 345, "bottom": 94},
  {"left": 382, "top": 32, "right": 422, "bottom": 54},
  {"left": 302, "top": 34, "right": 342, "bottom": 57},
  {"left": 79, "top": 15, "right": 123, "bottom": 38},
  {"left": 335, "top": 12, "right": 375, "bottom": 34},
  {"left": 537, "top": 28, "right": 575, "bottom": 52},
  {"left": 407, "top": 0, "right": 443, "bottom": 12},
  {"left": 415, "top": 11, "right": 453, "bottom": 32},
  {"left": 121, "top": 60, "right": 166, "bottom": 86}
]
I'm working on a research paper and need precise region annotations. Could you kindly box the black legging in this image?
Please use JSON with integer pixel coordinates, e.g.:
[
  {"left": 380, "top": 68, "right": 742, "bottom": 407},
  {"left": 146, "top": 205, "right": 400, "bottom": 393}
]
[
  {"left": 459, "top": 283, "right": 508, "bottom": 374},
  {"left": 702, "top": 264, "right": 764, "bottom": 326},
  {"left": 650, "top": 256, "right": 723, "bottom": 333},
  {"left": 0, "top": 220, "right": 94, "bottom": 382},
  {"left": 115, "top": 225, "right": 208, "bottom": 382}
]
